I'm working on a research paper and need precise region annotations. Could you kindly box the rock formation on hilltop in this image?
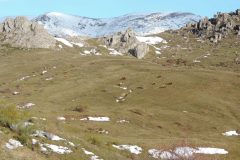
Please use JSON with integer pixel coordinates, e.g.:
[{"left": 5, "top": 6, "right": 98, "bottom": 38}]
[
  {"left": 102, "top": 28, "right": 149, "bottom": 59},
  {"left": 0, "top": 17, "right": 56, "bottom": 48},
  {"left": 184, "top": 9, "right": 240, "bottom": 43}
]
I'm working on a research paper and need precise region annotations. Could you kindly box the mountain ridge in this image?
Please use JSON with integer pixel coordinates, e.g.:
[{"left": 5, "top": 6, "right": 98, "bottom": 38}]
[{"left": 34, "top": 11, "right": 201, "bottom": 37}]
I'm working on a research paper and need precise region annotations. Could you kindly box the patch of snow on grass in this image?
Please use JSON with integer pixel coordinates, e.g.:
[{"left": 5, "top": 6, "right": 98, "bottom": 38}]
[
  {"left": 117, "top": 120, "right": 130, "bottom": 123},
  {"left": 136, "top": 36, "right": 167, "bottom": 45},
  {"left": 41, "top": 70, "right": 47, "bottom": 75},
  {"left": 45, "top": 77, "right": 53, "bottom": 81},
  {"left": 17, "top": 103, "right": 35, "bottom": 109},
  {"left": 12, "top": 91, "right": 20, "bottom": 95},
  {"left": 222, "top": 130, "right": 240, "bottom": 136},
  {"left": 108, "top": 48, "right": 123, "bottom": 56},
  {"left": 112, "top": 144, "right": 142, "bottom": 155},
  {"left": 55, "top": 38, "right": 73, "bottom": 47},
  {"left": 155, "top": 51, "right": 161, "bottom": 55},
  {"left": 43, "top": 144, "right": 72, "bottom": 154},
  {"left": 88, "top": 117, "right": 110, "bottom": 122},
  {"left": 71, "top": 42, "right": 84, "bottom": 47},
  {"left": 82, "top": 148, "right": 103, "bottom": 160},
  {"left": 57, "top": 117, "right": 66, "bottom": 121},
  {"left": 32, "top": 130, "right": 65, "bottom": 141},
  {"left": 196, "top": 147, "right": 228, "bottom": 155},
  {"left": 5, "top": 139, "right": 23, "bottom": 150},
  {"left": 20, "top": 75, "right": 30, "bottom": 81},
  {"left": 31, "top": 117, "right": 46, "bottom": 121},
  {"left": 148, "top": 147, "right": 228, "bottom": 159},
  {"left": 193, "top": 60, "right": 201, "bottom": 63}
]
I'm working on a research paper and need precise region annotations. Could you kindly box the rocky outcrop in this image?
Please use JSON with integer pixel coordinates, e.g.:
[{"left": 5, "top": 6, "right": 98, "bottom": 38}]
[
  {"left": 184, "top": 9, "right": 240, "bottom": 43},
  {"left": 102, "top": 28, "right": 149, "bottom": 59},
  {"left": 0, "top": 17, "right": 56, "bottom": 48}
]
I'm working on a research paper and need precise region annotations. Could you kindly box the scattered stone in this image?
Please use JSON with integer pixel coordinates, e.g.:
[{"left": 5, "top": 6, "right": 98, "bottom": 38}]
[
  {"left": 112, "top": 144, "right": 143, "bottom": 155},
  {"left": 5, "top": 139, "right": 23, "bottom": 150}
]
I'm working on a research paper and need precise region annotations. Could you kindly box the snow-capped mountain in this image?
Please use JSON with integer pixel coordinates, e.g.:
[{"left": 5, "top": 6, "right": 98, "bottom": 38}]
[{"left": 35, "top": 12, "right": 201, "bottom": 37}]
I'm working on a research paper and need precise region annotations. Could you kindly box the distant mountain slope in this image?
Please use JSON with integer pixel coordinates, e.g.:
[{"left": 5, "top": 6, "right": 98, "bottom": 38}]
[{"left": 35, "top": 12, "right": 201, "bottom": 37}]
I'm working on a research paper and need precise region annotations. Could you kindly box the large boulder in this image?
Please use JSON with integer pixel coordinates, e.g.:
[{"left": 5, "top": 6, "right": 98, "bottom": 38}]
[
  {"left": 103, "top": 28, "right": 149, "bottom": 59},
  {"left": 0, "top": 17, "right": 56, "bottom": 48}
]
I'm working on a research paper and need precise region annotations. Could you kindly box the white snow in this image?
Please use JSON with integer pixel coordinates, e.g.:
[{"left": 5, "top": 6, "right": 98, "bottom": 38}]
[
  {"left": 119, "top": 86, "right": 128, "bottom": 90},
  {"left": 116, "top": 96, "right": 125, "bottom": 103},
  {"left": 155, "top": 51, "right": 161, "bottom": 55},
  {"left": 196, "top": 147, "right": 228, "bottom": 155},
  {"left": 83, "top": 50, "right": 91, "bottom": 54},
  {"left": 68, "top": 142, "right": 75, "bottom": 147},
  {"left": 31, "top": 117, "right": 46, "bottom": 121},
  {"left": 109, "top": 49, "right": 123, "bottom": 56},
  {"left": 41, "top": 70, "right": 47, "bottom": 74},
  {"left": 17, "top": 103, "right": 35, "bottom": 109},
  {"left": 71, "top": 42, "right": 84, "bottom": 47},
  {"left": 57, "top": 117, "right": 66, "bottom": 121},
  {"left": 55, "top": 38, "right": 73, "bottom": 47},
  {"left": 223, "top": 130, "right": 240, "bottom": 136},
  {"left": 5, "top": 139, "right": 23, "bottom": 150},
  {"left": 136, "top": 36, "right": 167, "bottom": 45},
  {"left": 80, "top": 117, "right": 110, "bottom": 122},
  {"left": 193, "top": 60, "right": 201, "bottom": 63},
  {"left": 42, "top": 144, "right": 72, "bottom": 154},
  {"left": 36, "top": 12, "right": 201, "bottom": 37},
  {"left": 117, "top": 120, "right": 130, "bottom": 123},
  {"left": 82, "top": 148, "right": 103, "bottom": 160},
  {"left": 45, "top": 77, "right": 53, "bottom": 81},
  {"left": 148, "top": 147, "right": 228, "bottom": 159},
  {"left": 12, "top": 91, "right": 20, "bottom": 95},
  {"left": 20, "top": 75, "right": 30, "bottom": 81},
  {"left": 112, "top": 144, "right": 142, "bottom": 155},
  {"left": 32, "top": 130, "right": 65, "bottom": 141}
]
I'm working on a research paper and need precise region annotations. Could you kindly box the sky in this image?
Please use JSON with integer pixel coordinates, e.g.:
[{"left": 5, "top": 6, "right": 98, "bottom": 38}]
[{"left": 0, "top": 0, "right": 239, "bottom": 18}]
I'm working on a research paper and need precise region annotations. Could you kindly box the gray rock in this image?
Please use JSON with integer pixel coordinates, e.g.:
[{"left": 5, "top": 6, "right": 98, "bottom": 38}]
[
  {"left": 0, "top": 17, "right": 56, "bottom": 48},
  {"left": 131, "top": 43, "right": 149, "bottom": 59},
  {"left": 102, "top": 28, "right": 149, "bottom": 59}
]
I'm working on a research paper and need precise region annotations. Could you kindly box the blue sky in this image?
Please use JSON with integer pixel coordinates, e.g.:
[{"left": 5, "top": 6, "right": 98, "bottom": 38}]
[{"left": 0, "top": 0, "right": 239, "bottom": 18}]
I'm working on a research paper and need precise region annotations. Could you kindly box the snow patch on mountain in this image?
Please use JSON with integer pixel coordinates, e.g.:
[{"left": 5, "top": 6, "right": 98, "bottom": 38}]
[{"left": 35, "top": 12, "right": 201, "bottom": 37}]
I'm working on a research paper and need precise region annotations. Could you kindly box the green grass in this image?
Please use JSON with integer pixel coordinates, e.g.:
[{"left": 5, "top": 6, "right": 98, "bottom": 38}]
[{"left": 0, "top": 33, "right": 239, "bottom": 159}]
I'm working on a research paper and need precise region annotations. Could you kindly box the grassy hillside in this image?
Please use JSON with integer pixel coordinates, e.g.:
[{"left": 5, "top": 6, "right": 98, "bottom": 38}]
[{"left": 0, "top": 33, "right": 239, "bottom": 160}]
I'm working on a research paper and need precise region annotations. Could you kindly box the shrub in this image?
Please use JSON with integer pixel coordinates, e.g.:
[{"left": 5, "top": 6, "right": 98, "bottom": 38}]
[{"left": 0, "top": 105, "right": 28, "bottom": 128}]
